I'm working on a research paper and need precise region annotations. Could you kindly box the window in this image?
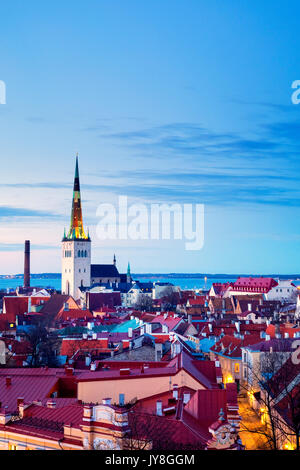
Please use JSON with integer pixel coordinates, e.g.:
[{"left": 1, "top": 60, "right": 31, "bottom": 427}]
[
  {"left": 85, "top": 250, "right": 87, "bottom": 257},
  {"left": 8, "top": 444, "right": 17, "bottom": 450},
  {"left": 79, "top": 269, "right": 81, "bottom": 273},
  {"left": 234, "top": 363, "right": 240, "bottom": 373},
  {"left": 78, "top": 250, "right": 81, "bottom": 257}
]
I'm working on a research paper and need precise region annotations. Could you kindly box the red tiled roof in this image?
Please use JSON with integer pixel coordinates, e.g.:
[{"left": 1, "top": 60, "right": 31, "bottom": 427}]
[
  {"left": 211, "top": 334, "right": 261, "bottom": 358},
  {"left": 127, "top": 411, "right": 206, "bottom": 449},
  {"left": 188, "top": 297, "right": 206, "bottom": 306},
  {"left": 39, "top": 294, "right": 73, "bottom": 314},
  {"left": 0, "top": 368, "right": 81, "bottom": 413},
  {"left": 3, "top": 297, "right": 28, "bottom": 317},
  {"left": 233, "top": 277, "right": 278, "bottom": 292},
  {"left": 2, "top": 338, "right": 32, "bottom": 355},
  {"left": 151, "top": 334, "right": 171, "bottom": 344},
  {"left": 211, "top": 283, "right": 234, "bottom": 297},
  {"left": 266, "top": 323, "right": 300, "bottom": 339},
  {"left": 78, "top": 351, "right": 219, "bottom": 390},
  {"left": 56, "top": 308, "right": 93, "bottom": 321},
  {"left": 184, "top": 388, "right": 228, "bottom": 427},
  {"left": 25, "top": 402, "right": 83, "bottom": 428},
  {"left": 0, "top": 313, "right": 17, "bottom": 331},
  {"left": 150, "top": 315, "right": 182, "bottom": 331},
  {"left": 60, "top": 338, "right": 112, "bottom": 356}
]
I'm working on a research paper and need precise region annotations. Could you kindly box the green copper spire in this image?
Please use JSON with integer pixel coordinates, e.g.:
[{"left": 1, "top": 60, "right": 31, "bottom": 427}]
[{"left": 75, "top": 153, "right": 79, "bottom": 178}]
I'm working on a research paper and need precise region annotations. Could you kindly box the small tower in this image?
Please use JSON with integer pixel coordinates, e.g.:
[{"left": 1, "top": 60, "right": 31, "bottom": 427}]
[
  {"left": 127, "top": 262, "right": 132, "bottom": 284},
  {"left": 24, "top": 240, "right": 30, "bottom": 288},
  {"left": 61, "top": 155, "right": 91, "bottom": 299}
]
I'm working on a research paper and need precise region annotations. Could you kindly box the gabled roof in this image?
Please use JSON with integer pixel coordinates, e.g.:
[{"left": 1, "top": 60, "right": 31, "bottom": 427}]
[
  {"left": 87, "top": 292, "right": 122, "bottom": 310},
  {"left": 4, "top": 402, "right": 84, "bottom": 441},
  {"left": 150, "top": 314, "right": 182, "bottom": 331},
  {"left": 3, "top": 297, "right": 28, "bottom": 317},
  {"left": 266, "top": 323, "right": 300, "bottom": 339},
  {"left": 60, "top": 338, "right": 114, "bottom": 356},
  {"left": 211, "top": 334, "right": 261, "bottom": 358},
  {"left": 210, "top": 283, "right": 234, "bottom": 297},
  {"left": 188, "top": 297, "right": 206, "bottom": 306},
  {"left": 56, "top": 308, "right": 93, "bottom": 322},
  {"left": 39, "top": 294, "right": 77, "bottom": 316},
  {"left": 77, "top": 350, "right": 220, "bottom": 390},
  {"left": 244, "top": 337, "right": 296, "bottom": 353},
  {"left": 91, "top": 264, "right": 120, "bottom": 278}
]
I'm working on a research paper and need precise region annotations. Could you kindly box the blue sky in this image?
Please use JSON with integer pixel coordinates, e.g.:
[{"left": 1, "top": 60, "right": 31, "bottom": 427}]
[{"left": 0, "top": 0, "right": 300, "bottom": 274}]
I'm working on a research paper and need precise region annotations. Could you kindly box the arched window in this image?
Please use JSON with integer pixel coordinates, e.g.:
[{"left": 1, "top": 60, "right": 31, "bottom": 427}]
[
  {"left": 85, "top": 250, "right": 87, "bottom": 257},
  {"left": 81, "top": 250, "right": 84, "bottom": 257},
  {"left": 78, "top": 250, "right": 81, "bottom": 257}
]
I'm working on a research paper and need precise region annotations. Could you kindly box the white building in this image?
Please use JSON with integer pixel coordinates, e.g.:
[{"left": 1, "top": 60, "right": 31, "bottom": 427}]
[{"left": 264, "top": 280, "right": 297, "bottom": 302}]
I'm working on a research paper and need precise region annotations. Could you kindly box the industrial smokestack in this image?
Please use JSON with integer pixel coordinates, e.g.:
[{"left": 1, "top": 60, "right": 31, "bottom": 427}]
[{"left": 24, "top": 240, "right": 30, "bottom": 288}]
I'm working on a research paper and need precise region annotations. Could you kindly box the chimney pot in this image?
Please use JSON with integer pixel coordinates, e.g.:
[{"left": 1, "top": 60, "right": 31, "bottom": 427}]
[
  {"left": 65, "top": 367, "right": 74, "bottom": 376},
  {"left": 119, "top": 394, "right": 125, "bottom": 406},
  {"left": 46, "top": 400, "right": 56, "bottom": 409},
  {"left": 183, "top": 392, "right": 191, "bottom": 404},
  {"left": 102, "top": 398, "right": 112, "bottom": 405},
  {"left": 17, "top": 397, "right": 24, "bottom": 407}
]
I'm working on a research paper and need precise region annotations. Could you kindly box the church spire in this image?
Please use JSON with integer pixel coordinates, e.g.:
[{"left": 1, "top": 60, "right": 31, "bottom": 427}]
[
  {"left": 127, "top": 262, "right": 131, "bottom": 283},
  {"left": 64, "top": 154, "right": 89, "bottom": 240}
]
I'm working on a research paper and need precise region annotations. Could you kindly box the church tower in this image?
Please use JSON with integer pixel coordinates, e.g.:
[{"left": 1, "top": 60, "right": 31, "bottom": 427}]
[{"left": 61, "top": 155, "right": 91, "bottom": 299}]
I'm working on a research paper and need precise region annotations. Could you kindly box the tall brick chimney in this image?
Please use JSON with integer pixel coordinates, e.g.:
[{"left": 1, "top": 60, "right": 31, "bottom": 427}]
[{"left": 24, "top": 240, "right": 30, "bottom": 288}]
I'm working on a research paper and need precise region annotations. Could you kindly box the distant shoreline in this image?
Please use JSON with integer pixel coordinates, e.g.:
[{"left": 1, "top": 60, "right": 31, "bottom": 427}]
[{"left": 1, "top": 273, "right": 300, "bottom": 280}]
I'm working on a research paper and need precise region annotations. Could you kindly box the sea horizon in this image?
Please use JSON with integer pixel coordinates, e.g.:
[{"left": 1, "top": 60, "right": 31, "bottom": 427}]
[{"left": 1, "top": 273, "right": 300, "bottom": 292}]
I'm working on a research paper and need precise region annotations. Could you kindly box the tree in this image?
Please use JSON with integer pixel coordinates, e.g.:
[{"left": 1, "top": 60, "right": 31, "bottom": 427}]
[
  {"left": 160, "top": 287, "right": 179, "bottom": 312},
  {"left": 24, "top": 323, "right": 61, "bottom": 367},
  {"left": 133, "top": 294, "right": 153, "bottom": 312},
  {"left": 240, "top": 349, "right": 300, "bottom": 450},
  {"left": 123, "top": 404, "right": 205, "bottom": 450}
]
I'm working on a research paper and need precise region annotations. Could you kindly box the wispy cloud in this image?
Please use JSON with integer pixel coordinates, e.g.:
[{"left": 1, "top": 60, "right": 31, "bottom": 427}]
[
  {"left": 0, "top": 206, "right": 63, "bottom": 219},
  {"left": 2, "top": 117, "right": 300, "bottom": 209},
  {"left": 95, "top": 119, "right": 300, "bottom": 166}
]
